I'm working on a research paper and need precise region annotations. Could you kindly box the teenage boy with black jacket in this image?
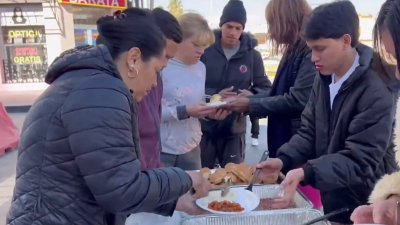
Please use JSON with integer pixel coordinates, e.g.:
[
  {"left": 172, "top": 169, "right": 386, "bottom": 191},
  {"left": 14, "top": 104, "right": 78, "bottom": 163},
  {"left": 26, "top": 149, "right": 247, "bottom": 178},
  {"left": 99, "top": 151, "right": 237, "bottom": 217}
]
[{"left": 257, "top": 1, "right": 397, "bottom": 224}]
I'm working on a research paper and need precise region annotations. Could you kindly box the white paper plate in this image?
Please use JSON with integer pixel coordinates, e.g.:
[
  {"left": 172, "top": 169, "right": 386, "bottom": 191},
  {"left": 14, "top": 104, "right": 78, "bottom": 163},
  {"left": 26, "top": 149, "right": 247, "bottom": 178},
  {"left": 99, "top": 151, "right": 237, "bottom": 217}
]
[
  {"left": 206, "top": 101, "right": 227, "bottom": 107},
  {"left": 195, "top": 187, "right": 260, "bottom": 214}
]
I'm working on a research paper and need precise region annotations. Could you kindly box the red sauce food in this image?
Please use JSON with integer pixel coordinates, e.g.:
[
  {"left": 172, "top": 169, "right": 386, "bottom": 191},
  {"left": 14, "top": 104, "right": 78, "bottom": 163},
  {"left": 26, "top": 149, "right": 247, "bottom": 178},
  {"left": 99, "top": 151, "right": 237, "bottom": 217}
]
[{"left": 208, "top": 200, "right": 244, "bottom": 212}]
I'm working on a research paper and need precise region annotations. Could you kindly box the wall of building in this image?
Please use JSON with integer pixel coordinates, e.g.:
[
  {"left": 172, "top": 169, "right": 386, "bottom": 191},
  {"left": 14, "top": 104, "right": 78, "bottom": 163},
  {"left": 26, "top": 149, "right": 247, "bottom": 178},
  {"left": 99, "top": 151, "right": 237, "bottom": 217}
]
[{"left": 42, "top": 2, "right": 75, "bottom": 65}]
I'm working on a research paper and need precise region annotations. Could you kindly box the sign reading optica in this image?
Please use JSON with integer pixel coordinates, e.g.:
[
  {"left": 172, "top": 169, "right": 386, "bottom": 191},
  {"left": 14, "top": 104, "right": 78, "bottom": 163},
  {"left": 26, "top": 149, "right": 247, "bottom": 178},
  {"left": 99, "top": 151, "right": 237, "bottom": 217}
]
[
  {"left": 8, "top": 29, "right": 42, "bottom": 39},
  {"left": 58, "top": 0, "right": 128, "bottom": 9}
]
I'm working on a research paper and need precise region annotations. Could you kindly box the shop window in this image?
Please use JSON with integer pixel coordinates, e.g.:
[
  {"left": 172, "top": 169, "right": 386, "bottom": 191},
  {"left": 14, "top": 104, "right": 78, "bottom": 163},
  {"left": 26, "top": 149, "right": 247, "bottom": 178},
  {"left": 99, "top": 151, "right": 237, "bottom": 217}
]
[{"left": 2, "top": 26, "right": 47, "bottom": 83}]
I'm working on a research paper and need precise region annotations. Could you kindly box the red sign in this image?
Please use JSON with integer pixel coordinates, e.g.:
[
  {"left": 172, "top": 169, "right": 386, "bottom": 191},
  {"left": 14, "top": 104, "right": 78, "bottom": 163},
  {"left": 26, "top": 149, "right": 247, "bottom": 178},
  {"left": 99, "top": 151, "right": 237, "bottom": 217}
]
[
  {"left": 58, "top": 0, "right": 128, "bottom": 9},
  {"left": 9, "top": 45, "right": 45, "bottom": 65}
]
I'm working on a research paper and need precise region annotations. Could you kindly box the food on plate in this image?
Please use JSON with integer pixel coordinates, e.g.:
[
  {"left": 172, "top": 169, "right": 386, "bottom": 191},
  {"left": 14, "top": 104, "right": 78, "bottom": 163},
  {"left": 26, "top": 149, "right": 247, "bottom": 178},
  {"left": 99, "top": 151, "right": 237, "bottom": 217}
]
[
  {"left": 209, "top": 94, "right": 222, "bottom": 103},
  {"left": 200, "top": 167, "right": 212, "bottom": 179},
  {"left": 208, "top": 200, "right": 244, "bottom": 212},
  {"left": 201, "top": 162, "right": 277, "bottom": 185}
]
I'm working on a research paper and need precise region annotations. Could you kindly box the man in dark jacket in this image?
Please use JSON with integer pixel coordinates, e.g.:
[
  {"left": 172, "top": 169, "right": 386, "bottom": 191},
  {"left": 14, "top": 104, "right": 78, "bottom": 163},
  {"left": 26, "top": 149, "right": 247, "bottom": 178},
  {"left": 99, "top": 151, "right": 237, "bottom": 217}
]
[
  {"left": 200, "top": 0, "right": 271, "bottom": 168},
  {"left": 258, "top": 1, "right": 397, "bottom": 224},
  {"left": 138, "top": 8, "right": 182, "bottom": 170}
]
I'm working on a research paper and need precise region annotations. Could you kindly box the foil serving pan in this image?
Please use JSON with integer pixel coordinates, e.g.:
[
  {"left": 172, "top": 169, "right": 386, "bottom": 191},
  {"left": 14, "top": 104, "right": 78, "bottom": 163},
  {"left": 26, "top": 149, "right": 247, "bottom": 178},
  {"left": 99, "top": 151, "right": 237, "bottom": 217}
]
[
  {"left": 181, "top": 208, "right": 329, "bottom": 225},
  {"left": 234, "top": 185, "right": 313, "bottom": 209}
]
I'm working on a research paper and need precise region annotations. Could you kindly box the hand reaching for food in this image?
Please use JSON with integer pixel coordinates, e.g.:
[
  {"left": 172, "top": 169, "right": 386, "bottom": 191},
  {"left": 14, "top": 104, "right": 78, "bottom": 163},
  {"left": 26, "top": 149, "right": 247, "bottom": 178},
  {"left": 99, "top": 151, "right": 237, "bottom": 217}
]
[
  {"left": 218, "top": 86, "right": 237, "bottom": 99},
  {"left": 186, "top": 103, "right": 216, "bottom": 118}
]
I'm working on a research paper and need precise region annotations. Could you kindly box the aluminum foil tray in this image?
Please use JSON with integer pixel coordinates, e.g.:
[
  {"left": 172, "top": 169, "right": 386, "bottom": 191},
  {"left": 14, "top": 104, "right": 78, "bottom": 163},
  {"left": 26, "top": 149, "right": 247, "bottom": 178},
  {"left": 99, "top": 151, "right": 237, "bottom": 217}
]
[
  {"left": 181, "top": 209, "right": 329, "bottom": 225},
  {"left": 232, "top": 185, "right": 313, "bottom": 209}
]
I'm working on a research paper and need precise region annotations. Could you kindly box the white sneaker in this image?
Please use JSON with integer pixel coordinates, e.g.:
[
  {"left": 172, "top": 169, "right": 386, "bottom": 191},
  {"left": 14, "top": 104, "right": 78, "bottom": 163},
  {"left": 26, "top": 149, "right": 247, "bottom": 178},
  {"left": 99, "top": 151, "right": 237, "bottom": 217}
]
[{"left": 251, "top": 138, "right": 259, "bottom": 146}]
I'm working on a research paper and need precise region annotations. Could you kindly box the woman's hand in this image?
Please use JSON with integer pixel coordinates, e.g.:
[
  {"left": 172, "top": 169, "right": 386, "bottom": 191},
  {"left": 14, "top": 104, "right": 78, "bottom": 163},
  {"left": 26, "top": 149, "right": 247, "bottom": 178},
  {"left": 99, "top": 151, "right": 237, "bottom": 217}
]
[
  {"left": 176, "top": 192, "right": 207, "bottom": 215},
  {"left": 351, "top": 195, "right": 400, "bottom": 225},
  {"left": 373, "top": 195, "right": 400, "bottom": 225},
  {"left": 186, "top": 170, "right": 212, "bottom": 198},
  {"left": 186, "top": 104, "right": 216, "bottom": 118},
  {"left": 207, "top": 108, "right": 231, "bottom": 120}
]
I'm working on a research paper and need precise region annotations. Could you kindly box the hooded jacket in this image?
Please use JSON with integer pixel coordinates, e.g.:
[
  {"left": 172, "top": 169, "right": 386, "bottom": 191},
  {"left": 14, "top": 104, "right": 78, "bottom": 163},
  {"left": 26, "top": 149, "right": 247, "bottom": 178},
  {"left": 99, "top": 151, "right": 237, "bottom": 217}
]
[
  {"left": 6, "top": 45, "right": 192, "bottom": 225},
  {"left": 277, "top": 44, "right": 398, "bottom": 223},
  {"left": 200, "top": 31, "right": 271, "bottom": 136}
]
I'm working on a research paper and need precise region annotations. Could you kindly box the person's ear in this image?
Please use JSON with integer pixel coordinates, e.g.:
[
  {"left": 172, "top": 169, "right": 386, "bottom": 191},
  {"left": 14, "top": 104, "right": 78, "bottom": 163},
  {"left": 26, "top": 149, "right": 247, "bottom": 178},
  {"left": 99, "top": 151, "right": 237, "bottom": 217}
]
[
  {"left": 126, "top": 47, "right": 141, "bottom": 69},
  {"left": 342, "top": 34, "right": 352, "bottom": 48},
  {"left": 126, "top": 47, "right": 141, "bottom": 78}
]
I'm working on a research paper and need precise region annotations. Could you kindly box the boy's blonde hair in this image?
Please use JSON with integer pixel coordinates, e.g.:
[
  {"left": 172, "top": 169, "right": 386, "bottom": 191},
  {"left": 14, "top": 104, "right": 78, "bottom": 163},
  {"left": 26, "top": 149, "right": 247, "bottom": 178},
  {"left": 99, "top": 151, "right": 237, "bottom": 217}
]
[{"left": 178, "top": 13, "right": 215, "bottom": 47}]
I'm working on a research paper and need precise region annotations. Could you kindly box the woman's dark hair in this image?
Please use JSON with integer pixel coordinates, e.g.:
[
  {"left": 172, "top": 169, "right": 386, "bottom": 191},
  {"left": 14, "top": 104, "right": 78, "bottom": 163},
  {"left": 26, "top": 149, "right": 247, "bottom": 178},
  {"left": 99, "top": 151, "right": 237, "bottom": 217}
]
[
  {"left": 151, "top": 8, "right": 182, "bottom": 43},
  {"left": 96, "top": 8, "right": 166, "bottom": 61},
  {"left": 304, "top": 0, "right": 359, "bottom": 47},
  {"left": 374, "top": 0, "right": 400, "bottom": 73}
]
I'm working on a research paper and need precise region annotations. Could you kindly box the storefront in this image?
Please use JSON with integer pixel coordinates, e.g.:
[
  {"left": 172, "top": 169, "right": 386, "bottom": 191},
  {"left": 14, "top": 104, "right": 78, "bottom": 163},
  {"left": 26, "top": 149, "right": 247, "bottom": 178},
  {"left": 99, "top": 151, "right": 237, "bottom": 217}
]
[
  {"left": 0, "top": 0, "right": 127, "bottom": 85},
  {"left": 0, "top": 4, "right": 47, "bottom": 83},
  {"left": 59, "top": 0, "right": 128, "bottom": 47}
]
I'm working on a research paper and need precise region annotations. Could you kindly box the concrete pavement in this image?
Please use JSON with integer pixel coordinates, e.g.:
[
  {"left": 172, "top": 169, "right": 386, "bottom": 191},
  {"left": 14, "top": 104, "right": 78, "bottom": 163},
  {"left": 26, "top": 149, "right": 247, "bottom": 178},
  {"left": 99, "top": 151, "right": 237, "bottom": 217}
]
[
  {"left": 0, "top": 113, "right": 24, "bottom": 225},
  {"left": 0, "top": 113, "right": 268, "bottom": 224}
]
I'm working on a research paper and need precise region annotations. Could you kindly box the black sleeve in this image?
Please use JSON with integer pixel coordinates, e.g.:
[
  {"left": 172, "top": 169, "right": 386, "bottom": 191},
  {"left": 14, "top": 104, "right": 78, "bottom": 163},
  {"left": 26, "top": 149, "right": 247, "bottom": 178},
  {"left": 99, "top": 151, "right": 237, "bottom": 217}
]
[
  {"left": 276, "top": 78, "right": 318, "bottom": 174},
  {"left": 61, "top": 77, "right": 192, "bottom": 215},
  {"left": 251, "top": 50, "right": 272, "bottom": 95},
  {"left": 249, "top": 52, "right": 316, "bottom": 117}
]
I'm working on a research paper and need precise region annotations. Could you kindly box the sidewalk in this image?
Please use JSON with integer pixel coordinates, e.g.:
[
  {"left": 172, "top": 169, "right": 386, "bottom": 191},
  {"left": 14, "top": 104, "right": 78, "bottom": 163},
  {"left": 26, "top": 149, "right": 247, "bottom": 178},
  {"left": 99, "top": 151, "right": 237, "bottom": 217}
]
[{"left": 0, "top": 83, "right": 47, "bottom": 112}]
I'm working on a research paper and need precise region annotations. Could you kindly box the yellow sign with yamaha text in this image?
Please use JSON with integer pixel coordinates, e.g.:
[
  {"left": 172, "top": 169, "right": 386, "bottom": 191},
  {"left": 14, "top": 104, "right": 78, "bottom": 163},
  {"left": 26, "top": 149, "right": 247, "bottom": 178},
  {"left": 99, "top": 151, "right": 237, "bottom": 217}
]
[{"left": 58, "top": 0, "right": 128, "bottom": 9}]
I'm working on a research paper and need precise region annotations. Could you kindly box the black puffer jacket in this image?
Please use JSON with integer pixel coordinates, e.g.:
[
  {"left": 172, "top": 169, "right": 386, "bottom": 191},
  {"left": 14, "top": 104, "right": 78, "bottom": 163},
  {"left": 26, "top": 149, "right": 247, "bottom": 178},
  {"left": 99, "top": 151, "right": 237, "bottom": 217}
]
[
  {"left": 200, "top": 31, "right": 271, "bottom": 136},
  {"left": 6, "top": 45, "right": 192, "bottom": 225},
  {"left": 277, "top": 44, "right": 397, "bottom": 223}
]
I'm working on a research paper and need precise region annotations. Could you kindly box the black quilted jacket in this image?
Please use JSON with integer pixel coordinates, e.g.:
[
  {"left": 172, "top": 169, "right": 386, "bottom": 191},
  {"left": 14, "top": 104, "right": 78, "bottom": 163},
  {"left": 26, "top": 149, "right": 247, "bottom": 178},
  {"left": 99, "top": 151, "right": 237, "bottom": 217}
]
[
  {"left": 6, "top": 45, "right": 192, "bottom": 225},
  {"left": 277, "top": 45, "right": 398, "bottom": 223}
]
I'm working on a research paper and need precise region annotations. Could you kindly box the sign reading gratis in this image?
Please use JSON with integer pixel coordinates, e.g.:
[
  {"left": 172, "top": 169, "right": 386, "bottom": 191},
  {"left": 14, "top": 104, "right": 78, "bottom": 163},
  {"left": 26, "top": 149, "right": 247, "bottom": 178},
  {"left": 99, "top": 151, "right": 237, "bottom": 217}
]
[{"left": 9, "top": 46, "right": 45, "bottom": 65}]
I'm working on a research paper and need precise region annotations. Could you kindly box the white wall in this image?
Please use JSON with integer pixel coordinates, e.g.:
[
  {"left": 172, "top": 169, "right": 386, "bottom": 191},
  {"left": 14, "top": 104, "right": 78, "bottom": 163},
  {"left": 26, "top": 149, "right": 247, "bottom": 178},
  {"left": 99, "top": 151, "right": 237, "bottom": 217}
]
[{"left": 42, "top": 2, "right": 75, "bottom": 65}]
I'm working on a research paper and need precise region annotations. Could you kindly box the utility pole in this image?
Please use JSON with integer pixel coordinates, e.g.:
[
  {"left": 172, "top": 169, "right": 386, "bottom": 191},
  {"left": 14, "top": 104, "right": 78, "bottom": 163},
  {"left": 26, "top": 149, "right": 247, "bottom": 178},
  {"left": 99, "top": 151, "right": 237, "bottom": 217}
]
[{"left": 149, "top": 0, "right": 154, "bottom": 9}]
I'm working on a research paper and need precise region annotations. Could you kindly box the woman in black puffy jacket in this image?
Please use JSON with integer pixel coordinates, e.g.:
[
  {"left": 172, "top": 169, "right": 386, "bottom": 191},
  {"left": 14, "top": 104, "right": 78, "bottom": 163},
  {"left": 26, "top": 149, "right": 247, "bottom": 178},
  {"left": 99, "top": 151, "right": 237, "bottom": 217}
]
[{"left": 7, "top": 8, "right": 208, "bottom": 225}]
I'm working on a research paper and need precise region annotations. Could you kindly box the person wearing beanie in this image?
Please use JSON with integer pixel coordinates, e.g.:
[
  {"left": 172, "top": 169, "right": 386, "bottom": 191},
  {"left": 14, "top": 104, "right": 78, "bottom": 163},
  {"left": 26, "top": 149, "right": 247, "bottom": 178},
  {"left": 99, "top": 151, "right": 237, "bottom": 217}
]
[
  {"left": 200, "top": 0, "right": 271, "bottom": 168},
  {"left": 220, "top": 0, "right": 260, "bottom": 147},
  {"left": 219, "top": 0, "right": 247, "bottom": 28}
]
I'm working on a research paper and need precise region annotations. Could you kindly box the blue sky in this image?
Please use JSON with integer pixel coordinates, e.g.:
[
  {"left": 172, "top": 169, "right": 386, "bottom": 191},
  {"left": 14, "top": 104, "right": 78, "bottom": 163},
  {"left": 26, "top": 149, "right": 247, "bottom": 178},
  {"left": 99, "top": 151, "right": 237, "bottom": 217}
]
[{"left": 151, "top": 0, "right": 386, "bottom": 33}]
